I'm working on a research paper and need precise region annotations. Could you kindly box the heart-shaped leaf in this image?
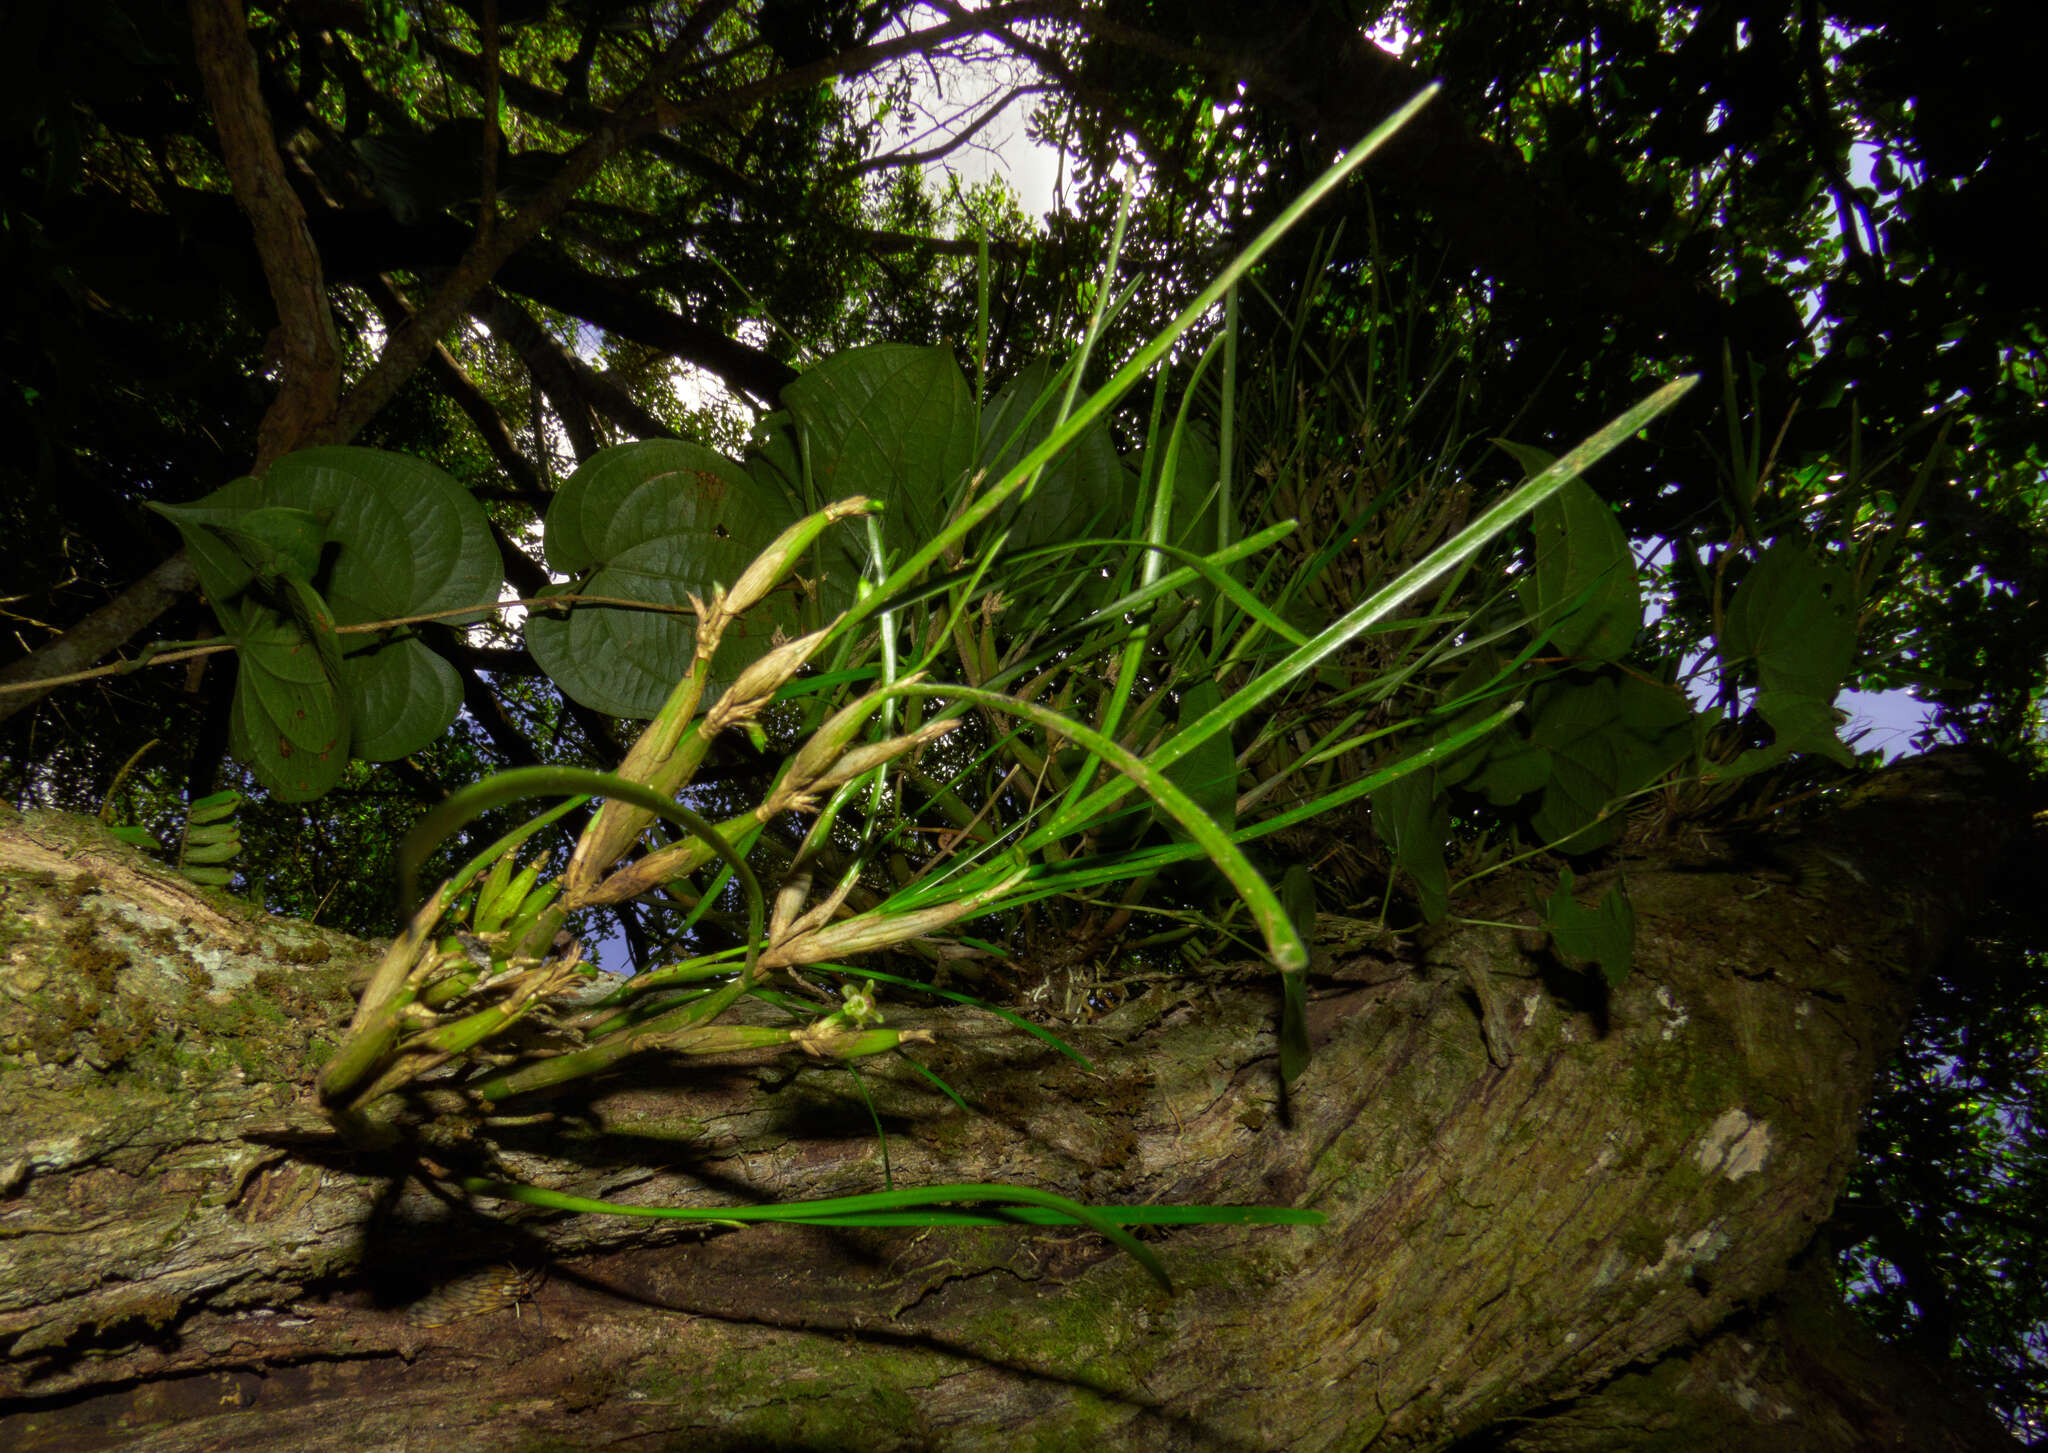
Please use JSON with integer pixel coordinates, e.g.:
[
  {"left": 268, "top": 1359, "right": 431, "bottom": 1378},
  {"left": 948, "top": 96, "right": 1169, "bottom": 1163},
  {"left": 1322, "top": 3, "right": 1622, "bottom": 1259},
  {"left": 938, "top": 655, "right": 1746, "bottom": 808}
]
[
  {"left": 529, "top": 442, "right": 803, "bottom": 717},
  {"left": 980, "top": 359, "right": 1133, "bottom": 553},
  {"left": 149, "top": 448, "right": 500, "bottom": 796},
  {"left": 1541, "top": 867, "right": 1636, "bottom": 985},
  {"left": 783, "top": 343, "right": 975, "bottom": 541},
  {"left": 264, "top": 447, "right": 501, "bottom": 627},
  {"left": 341, "top": 634, "right": 463, "bottom": 762}
]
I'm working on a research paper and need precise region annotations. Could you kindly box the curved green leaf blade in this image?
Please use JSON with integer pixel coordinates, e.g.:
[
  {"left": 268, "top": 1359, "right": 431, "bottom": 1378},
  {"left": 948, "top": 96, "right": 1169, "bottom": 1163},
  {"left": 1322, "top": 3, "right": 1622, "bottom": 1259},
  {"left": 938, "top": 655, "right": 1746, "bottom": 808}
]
[
  {"left": 222, "top": 505, "right": 325, "bottom": 586},
  {"left": 525, "top": 588, "right": 694, "bottom": 721},
  {"left": 544, "top": 439, "right": 759, "bottom": 576},
  {"left": 237, "top": 600, "right": 347, "bottom": 758},
  {"left": 147, "top": 476, "right": 268, "bottom": 605},
  {"left": 460, "top": 1176, "right": 1179, "bottom": 1293}
]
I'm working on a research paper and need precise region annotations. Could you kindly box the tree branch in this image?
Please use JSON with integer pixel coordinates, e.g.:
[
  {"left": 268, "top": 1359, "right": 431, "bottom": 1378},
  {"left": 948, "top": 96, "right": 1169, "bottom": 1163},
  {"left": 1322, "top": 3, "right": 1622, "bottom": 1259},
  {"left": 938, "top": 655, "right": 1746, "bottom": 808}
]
[
  {"left": 827, "top": 83, "right": 1055, "bottom": 181},
  {"left": 187, "top": 0, "right": 342, "bottom": 466},
  {"left": 3, "top": 0, "right": 1068, "bottom": 711},
  {"left": 0, "top": 557, "right": 200, "bottom": 726},
  {"left": 472, "top": 289, "right": 676, "bottom": 454},
  {"left": 1066, "top": 5, "right": 1723, "bottom": 345},
  {"left": 362, "top": 273, "right": 548, "bottom": 497},
  {"left": 329, "top": 0, "right": 747, "bottom": 441},
  {"left": 0, "top": 751, "right": 2025, "bottom": 1444}
]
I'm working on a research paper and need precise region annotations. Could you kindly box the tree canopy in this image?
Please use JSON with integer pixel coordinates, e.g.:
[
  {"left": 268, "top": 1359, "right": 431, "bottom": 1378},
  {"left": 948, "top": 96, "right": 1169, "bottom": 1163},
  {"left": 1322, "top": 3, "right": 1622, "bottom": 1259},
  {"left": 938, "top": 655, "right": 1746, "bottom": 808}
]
[{"left": 0, "top": 0, "right": 2043, "bottom": 1442}]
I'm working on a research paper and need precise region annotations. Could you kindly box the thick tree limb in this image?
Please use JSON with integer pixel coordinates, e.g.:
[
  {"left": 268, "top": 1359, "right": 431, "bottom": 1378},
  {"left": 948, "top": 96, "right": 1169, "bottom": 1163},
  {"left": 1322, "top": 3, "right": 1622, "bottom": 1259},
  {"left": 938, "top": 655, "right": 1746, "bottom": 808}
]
[
  {"left": 0, "top": 752, "right": 2026, "bottom": 1448},
  {"left": 187, "top": 0, "right": 343, "bottom": 466},
  {"left": 1489, "top": 1257, "right": 2017, "bottom": 1452},
  {"left": 332, "top": 0, "right": 1071, "bottom": 441}
]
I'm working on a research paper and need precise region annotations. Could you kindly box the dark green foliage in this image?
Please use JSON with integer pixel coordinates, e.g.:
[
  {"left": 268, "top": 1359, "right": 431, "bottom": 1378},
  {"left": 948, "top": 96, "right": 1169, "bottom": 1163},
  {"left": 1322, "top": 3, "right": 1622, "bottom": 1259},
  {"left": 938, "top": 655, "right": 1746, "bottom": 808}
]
[
  {"left": 150, "top": 448, "right": 503, "bottom": 799},
  {"left": 527, "top": 440, "right": 798, "bottom": 716},
  {"left": 1839, "top": 878, "right": 2048, "bottom": 1431}
]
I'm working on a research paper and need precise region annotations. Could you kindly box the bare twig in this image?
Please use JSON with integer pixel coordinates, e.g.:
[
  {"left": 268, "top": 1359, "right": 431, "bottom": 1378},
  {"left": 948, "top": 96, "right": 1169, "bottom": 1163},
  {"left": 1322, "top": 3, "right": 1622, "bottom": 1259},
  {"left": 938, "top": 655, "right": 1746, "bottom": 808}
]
[{"left": 0, "top": 592, "right": 736, "bottom": 699}]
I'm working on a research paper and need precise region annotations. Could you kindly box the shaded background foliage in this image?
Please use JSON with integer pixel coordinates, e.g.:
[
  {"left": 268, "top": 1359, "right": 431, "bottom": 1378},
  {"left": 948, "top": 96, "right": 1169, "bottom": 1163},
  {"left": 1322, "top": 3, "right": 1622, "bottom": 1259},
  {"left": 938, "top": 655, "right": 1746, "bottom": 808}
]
[{"left": 0, "top": 0, "right": 2042, "bottom": 1435}]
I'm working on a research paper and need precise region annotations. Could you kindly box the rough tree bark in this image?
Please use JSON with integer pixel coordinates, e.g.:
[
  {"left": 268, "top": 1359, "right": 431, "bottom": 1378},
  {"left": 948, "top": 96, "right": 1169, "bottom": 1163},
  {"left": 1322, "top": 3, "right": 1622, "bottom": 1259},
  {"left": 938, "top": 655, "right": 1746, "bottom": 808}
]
[{"left": 0, "top": 751, "right": 2026, "bottom": 1450}]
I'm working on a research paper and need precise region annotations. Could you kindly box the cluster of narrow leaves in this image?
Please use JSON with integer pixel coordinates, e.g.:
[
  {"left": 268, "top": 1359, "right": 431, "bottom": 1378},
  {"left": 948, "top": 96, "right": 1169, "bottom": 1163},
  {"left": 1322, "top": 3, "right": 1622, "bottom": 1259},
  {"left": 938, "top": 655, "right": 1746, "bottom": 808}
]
[
  {"left": 314, "top": 497, "right": 938, "bottom": 1110},
  {"left": 148, "top": 449, "right": 503, "bottom": 799},
  {"left": 310, "top": 493, "right": 1312, "bottom": 1290}
]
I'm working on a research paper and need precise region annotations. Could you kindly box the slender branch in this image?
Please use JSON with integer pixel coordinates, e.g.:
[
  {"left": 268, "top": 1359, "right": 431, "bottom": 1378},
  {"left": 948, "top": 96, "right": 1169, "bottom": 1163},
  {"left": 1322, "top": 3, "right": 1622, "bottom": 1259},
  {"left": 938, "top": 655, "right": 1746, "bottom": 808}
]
[
  {"left": 0, "top": 557, "right": 201, "bottom": 724},
  {"left": 827, "top": 84, "right": 1055, "bottom": 181},
  {"left": 474, "top": 290, "right": 603, "bottom": 460},
  {"left": 362, "top": 273, "right": 547, "bottom": 496},
  {"left": 646, "top": 3, "right": 1075, "bottom": 135},
  {"left": 0, "top": 594, "right": 716, "bottom": 699},
  {"left": 477, "top": 0, "right": 501, "bottom": 251}
]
